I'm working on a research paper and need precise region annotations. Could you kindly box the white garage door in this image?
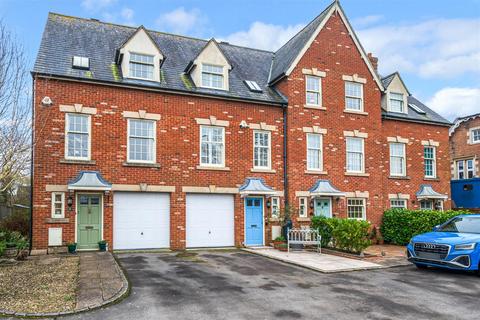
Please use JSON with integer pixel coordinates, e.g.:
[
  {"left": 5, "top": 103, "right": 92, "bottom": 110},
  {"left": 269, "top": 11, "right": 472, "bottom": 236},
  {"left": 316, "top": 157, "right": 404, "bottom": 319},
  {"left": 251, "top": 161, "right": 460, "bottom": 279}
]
[
  {"left": 114, "top": 192, "right": 170, "bottom": 250},
  {"left": 186, "top": 194, "right": 234, "bottom": 248}
]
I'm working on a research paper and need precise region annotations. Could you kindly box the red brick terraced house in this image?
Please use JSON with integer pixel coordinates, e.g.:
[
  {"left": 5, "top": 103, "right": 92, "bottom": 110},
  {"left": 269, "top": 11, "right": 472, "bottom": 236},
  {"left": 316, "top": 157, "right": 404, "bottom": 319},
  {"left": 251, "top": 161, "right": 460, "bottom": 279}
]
[{"left": 31, "top": 1, "right": 452, "bottom": 253}]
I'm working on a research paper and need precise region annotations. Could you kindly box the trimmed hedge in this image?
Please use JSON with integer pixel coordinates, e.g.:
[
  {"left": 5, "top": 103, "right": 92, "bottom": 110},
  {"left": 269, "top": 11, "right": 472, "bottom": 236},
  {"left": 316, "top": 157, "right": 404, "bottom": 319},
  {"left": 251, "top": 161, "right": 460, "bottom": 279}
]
[
  {"left": 380, "top": 209, "right": 471, "bottom": 245},
  {"left": 311, "top": 216, "right": 371, "bottom": 254}
]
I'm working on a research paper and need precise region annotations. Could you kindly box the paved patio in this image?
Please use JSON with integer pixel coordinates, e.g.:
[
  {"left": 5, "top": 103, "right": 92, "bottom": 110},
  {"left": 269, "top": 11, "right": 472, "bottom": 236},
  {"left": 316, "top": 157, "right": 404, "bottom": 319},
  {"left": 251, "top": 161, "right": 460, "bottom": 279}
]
[{"left": 243, "top": 248, "right": 383, "bottom": 272}]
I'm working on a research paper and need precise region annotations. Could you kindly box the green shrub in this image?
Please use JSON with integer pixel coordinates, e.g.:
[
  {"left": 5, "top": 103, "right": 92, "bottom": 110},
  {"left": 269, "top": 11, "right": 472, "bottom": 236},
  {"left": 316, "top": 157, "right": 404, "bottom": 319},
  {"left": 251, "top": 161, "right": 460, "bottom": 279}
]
[
  {"left": 0, "top": 240, "right": 6, "bottom": 256},
  {"left": 331, "top": 219, "right": 371, "bottom": 254},
  {"left": 311, "top": 216, "right": 335, "bottom": 247},
  {"left": 311, "top": 217, "right": 371, "bottom": 254},
  {"left": 380, "top": 209, "right": 471, "bottom": 245}
]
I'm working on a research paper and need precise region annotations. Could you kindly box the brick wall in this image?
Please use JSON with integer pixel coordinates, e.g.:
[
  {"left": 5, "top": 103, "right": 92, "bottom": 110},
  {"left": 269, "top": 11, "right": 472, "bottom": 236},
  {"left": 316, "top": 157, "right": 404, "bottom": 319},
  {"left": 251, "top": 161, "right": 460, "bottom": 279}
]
[
  {"left": 450, "top": 117, "right": 480, "bottom": 178},
  {"left": 32, "top": 78, "right": 285, "bottom": 250}
]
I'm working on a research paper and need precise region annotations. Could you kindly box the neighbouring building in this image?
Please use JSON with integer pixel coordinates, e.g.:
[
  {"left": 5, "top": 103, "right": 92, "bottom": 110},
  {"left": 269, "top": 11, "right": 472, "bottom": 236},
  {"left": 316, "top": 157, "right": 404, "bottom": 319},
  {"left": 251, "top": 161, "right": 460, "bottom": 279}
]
[
  {"left": 450, "top": 113, "right": 480, "bottom": 209},
  {"left": 31, "top": 1, "right": 452, "bottom": 252}
]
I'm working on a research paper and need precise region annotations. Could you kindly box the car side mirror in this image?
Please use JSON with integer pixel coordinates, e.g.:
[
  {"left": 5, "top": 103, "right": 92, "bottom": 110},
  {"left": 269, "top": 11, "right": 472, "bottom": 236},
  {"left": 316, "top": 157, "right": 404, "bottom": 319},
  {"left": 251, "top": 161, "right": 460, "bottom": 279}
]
[{"left": 433, "top": 225, "right": 440, "bottom": 232}]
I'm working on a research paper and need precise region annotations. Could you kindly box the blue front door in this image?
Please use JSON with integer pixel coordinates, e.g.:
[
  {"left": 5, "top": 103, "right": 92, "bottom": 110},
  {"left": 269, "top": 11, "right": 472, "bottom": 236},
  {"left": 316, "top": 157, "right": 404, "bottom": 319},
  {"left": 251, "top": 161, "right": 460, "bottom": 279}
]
[{"left": 245, "top": 198, "right": 263, "bottom": 246}]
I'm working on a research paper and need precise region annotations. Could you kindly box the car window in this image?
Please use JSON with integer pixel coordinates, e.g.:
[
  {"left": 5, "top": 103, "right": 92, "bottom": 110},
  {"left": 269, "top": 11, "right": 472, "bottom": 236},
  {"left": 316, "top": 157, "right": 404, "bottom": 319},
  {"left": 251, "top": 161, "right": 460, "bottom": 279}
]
[{"left": 438, "top": 217, "right": 480, "bottom": 234}]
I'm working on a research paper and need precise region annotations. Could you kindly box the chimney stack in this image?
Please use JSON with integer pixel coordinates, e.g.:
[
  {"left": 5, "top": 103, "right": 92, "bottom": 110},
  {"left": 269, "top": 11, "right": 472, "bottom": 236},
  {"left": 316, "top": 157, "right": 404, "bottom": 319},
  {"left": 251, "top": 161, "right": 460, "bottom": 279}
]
[{"left": 367, "top": 53, "right": 378, "bottom": 72}]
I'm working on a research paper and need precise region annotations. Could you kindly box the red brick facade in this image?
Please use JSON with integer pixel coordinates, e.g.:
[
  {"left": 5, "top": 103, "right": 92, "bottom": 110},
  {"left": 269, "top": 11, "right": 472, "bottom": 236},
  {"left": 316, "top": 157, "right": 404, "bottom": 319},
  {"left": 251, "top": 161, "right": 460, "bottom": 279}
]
[
  {"left": 32, "top": 11, "right": 451, "bottom": 251},
  {"left": 450, "top": 116, "right": 480, "bottom": 179}
]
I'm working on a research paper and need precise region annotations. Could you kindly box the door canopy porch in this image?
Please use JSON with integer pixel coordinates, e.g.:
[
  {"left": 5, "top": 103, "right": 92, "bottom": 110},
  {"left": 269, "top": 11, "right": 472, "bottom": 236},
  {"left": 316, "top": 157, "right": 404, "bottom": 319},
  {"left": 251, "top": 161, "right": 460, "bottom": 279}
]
[
  {"left": 239, "top": 177, "right": 276, "bottom": 195},
  {"left": 416, "top": 184, "right": 448, "bottom": 200},
  {"left": 68, "top": 171, "right": 112, "bottom": 191},
  {"left": 308, "top": 180, "right": 345, "bottom": 197}
]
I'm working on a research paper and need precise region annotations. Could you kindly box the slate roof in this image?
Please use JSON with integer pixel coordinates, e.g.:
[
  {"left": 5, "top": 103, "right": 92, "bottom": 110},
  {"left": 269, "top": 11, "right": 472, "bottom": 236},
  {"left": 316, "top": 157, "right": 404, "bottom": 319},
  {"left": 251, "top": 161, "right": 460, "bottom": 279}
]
[
  {"left": 33, "top": 13, "right": 285, "bottom": 105},
  {"left": 381, "top": 74, "right": 451, "bottom": 126},
  {"left": 269, "top": 2, "right": 335, "bottom": 84},
  {"left": 449, "top": 112, "right": 480, "bottom": 135}
]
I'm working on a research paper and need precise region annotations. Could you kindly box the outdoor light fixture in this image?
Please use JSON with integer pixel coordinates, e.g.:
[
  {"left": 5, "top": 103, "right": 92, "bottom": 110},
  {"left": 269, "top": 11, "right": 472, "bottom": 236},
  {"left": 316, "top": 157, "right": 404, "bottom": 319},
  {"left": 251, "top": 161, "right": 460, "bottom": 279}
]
[
  {"left": 310, "top": 199, "right": 315, "bottom": 209},
  {"left": 104, "top": 190, "right": 111, "bottom": 203},
  {"left": 67, "top": 195, "right": 74, "bottom": 211},
  {"left": 266, "top": 199, "right": 271, "bottom": 208}
]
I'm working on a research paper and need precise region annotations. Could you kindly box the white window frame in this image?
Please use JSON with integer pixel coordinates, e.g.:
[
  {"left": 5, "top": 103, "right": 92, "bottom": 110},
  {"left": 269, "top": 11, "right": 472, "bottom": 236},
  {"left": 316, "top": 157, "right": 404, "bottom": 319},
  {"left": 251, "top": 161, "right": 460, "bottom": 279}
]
[
  {"left": 200, "top": 125, "right": 225, "bottom": 167},
  {"left": 390, "top": 199, "right": 407, "bottom": 209},
  {"left": 456, "top": 159, "right": 475, "bottom": 179},
  {"left": 65, "top": 113, "right": 91, "bottom": 161},
  {"left": 424, "top": 146, "right": 436, "bottom": 178},
  {"left": 298, "top": 197, "right": 308, "bottom": 218},
  {"left": 306, "top": 133, "right": 323, "bottom": 171},
  {"left": 389, "top": 92, "right": 405, "bottom": 113},
  {"left": 127, "top": 119, "right": 156, "bottom": 164},
  {"left": 253, "top": 130, "right": 271, "bottom": 170},
  {"left": 470, "top": 128, "right": 480, "bottom": 144},
  {"left": 420, "top": 200, "right": 433, "bottom": 210},
  {"left": 201, "top": 63, "right": 225, "bottom": 90},
  {"left": 347, "top": 198, "right": 366, "bottom": 220},
  {"left": 345, "top": 81, "right": 364, "bottom": 112},
  {"left": 51, "top": 192, "right": 65, "bottom": 218},
  {"left": 271, "top": 197, "right": 280, "bottom": 218},
  {"left": 305, "top": 75, "right": 322, "bottom": 106},
  {"left": 128, "top": 52, "right": 155, "bottom": 81},
  {"left": 389, "top": 143, "right": 406, "bottom": 177},
  {"left": 346, "top": 137, "right": 365, "bottom": 173}
]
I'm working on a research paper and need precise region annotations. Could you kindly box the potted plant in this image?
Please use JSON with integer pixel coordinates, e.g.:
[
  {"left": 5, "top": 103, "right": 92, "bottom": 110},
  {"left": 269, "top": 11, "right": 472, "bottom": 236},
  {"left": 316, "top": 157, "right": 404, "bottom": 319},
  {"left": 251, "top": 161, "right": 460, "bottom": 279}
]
[
  {"left": 98, "top": 240, "right": 107, "bottom": 251},
  {"left": 67, "top": 242, "right": 77, "bottom": 254},
  {"left": 277, "top": 243, "right": 288, "bottom": 252},
  {"left": 273, "top": 236, "right": 286, "bottom": 249}
]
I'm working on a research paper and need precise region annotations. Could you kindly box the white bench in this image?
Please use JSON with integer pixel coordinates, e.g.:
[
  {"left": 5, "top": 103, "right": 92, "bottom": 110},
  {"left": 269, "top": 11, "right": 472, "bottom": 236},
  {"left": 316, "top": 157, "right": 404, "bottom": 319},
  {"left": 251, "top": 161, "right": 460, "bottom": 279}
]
[{"left": 287, "top": 228, "right": 321, "bottom": 253}]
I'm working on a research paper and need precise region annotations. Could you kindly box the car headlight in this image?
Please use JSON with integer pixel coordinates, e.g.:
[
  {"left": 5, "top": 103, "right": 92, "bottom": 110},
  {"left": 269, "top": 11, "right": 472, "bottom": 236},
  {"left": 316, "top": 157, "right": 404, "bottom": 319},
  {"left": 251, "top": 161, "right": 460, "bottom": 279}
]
[{"left": 454, "top": 243, "right": 476, "bottom": 250}]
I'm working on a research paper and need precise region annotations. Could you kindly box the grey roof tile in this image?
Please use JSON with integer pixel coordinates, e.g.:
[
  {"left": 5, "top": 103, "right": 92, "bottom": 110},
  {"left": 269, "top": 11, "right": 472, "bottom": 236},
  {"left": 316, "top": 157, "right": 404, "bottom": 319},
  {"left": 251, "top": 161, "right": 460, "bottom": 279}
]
[
  {"left": 382, "top": 96, "right": 451, "bottom": 126},
  {"left": 269, "top": 2, "right": 335, "bottom": 84},
  {"left": 33, "top": 13, "right": 286, "bottom": 105}
]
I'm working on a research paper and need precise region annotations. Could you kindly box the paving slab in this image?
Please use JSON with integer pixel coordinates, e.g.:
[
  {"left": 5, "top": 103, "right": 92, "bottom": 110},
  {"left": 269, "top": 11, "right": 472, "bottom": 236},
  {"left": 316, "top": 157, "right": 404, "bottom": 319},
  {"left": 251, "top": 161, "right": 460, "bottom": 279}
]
[{"left": 243, "top": 248, "right": 383, "bottom": 273}]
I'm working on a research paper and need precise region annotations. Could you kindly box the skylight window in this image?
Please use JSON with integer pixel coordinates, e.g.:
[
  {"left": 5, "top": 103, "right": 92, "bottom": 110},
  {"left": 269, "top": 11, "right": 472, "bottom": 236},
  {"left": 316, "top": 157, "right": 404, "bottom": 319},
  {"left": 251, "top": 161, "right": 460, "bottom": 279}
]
[
  {"left": 408, "top": 103, "right": 426, "bottom": 114},
  {"left": 244, "top": 80, "right": 262, "bottom": 92},
  {"left": 72, "top": 56, "right": 90, "bottom": 69}
]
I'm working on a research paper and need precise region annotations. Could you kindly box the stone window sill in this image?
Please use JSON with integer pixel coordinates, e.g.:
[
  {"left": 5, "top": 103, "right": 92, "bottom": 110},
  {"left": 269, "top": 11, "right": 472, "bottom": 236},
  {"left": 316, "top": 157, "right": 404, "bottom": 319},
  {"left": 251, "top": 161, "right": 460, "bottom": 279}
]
[
  {"left": 344, "top": 110, "right": 369, "bottom": 116},
  {"left": 196, "top": 166, "right": 231, "bottom": 171},
  {"left": 251, "top": 168, "right": 276, "bottom": 173},
  {"left": 122, "top": 162, "right": 161, "bottom": 168},
  {"left": 45, "top": 218, "right": 70, "bottom": 224},
  {"left": 389, "top": 175, "right": 411, "bottom": 180},
  {"left": 344, "top": 172, "right": 370, "bottom": 177},
  {"left": 297, "top": 217, "right": 311, "bottom": 222},
  {"left": 60, "top": 159, "right": 96, "bottom": 165},
  {"left": 305, "top": 170, "right": 328, "bottom": 175},
  {"left": 269, "top": 217, "right": 281, "bottom": 222},
  {"left": 304, "top": 104, "right": 326, "bottom": 110}
]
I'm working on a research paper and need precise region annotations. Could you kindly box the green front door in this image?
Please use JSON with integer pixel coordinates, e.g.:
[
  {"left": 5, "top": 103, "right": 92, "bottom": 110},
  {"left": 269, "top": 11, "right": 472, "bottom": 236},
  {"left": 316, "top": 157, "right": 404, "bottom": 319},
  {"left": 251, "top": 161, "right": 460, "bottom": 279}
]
[
  {"left": 314, "top": 198, "right": 332, "bottom": 218},
  {"left": 77, "top": 194, "right": 102, "bottom": 250}
]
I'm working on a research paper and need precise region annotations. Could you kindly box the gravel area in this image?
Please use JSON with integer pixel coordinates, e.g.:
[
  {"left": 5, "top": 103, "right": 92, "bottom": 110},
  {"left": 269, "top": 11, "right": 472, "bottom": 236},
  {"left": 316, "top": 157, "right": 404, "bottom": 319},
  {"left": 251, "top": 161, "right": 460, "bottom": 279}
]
[{"left": 0, "top": 255, "right": 79, "bottom": 314}]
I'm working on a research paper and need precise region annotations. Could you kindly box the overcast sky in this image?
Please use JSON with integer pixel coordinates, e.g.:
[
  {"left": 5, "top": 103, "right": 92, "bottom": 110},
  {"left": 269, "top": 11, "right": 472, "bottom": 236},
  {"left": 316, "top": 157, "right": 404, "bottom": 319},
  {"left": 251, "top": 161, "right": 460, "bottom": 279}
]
[{"left": 1, "top": 0, "right": 479, "bottom": 120}]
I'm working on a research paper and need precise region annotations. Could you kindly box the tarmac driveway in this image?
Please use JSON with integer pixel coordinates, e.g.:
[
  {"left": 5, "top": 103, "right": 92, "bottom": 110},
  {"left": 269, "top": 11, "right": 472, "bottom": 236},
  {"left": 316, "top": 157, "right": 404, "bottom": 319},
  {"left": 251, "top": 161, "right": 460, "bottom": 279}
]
[{"left": 66, "top": 250, "right": 480, "bottom": 320}]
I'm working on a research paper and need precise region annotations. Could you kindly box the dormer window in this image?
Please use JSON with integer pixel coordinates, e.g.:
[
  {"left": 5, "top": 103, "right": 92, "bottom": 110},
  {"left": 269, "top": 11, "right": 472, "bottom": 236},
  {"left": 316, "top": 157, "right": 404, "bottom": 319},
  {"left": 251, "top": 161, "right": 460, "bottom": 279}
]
[
  {"left": 389, "top": 92, "right": 404, "bottom": 113},
  {"left": 72, "top": 56, "right": 89, "bottom": 69},
  {"left": 201, "top": 64, "right": 224, "bottom": 89},
  {"left": 129, "top": 53, "right": 154, "bottom": 80}
]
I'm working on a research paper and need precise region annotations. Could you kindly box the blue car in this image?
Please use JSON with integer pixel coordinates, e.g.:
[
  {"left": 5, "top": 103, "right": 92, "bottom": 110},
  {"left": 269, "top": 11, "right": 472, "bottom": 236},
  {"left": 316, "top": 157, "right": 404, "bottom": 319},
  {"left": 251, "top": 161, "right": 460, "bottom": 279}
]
[{"left": 407, "top": 214, "right": 480, "bottom": 273}]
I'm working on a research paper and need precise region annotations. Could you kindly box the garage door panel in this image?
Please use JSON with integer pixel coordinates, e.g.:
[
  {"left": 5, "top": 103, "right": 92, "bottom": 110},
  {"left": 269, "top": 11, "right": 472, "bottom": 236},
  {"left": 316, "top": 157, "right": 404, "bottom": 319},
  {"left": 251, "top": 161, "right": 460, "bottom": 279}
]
[
  {"left": 114, "top": 192, "right": 170, "bottom": 250},
  {"left": 186, "top": 194, "right": 234, "bottom": 248}
]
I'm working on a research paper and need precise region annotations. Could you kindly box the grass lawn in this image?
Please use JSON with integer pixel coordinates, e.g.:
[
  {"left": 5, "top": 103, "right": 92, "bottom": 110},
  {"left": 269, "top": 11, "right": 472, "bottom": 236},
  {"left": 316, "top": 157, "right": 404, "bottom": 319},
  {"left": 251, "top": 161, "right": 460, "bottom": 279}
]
[{"left": 0, "top": 255, "right": 79, "bottom": 314}]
